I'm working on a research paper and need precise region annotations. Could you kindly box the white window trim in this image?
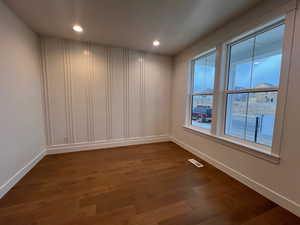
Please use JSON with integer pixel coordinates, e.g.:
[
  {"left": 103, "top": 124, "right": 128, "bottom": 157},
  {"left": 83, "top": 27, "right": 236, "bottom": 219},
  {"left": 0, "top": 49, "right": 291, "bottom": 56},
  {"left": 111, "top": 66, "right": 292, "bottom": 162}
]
[
  {"left": 220, "top": 19, "right": 285, "bottom": 150},
  {"left": 186, "top": 48, "right": 216, "bottom": 133},
  {"left": 184, "top": 11, "right": 296, "bottom": 164}
]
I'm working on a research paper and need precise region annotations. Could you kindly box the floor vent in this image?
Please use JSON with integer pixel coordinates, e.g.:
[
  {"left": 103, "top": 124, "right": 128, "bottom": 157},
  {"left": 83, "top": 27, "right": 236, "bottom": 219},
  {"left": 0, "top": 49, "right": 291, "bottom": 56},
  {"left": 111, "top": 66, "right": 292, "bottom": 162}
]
[{"left": 188, "top": 159, "right": 204, "bottom": 168}]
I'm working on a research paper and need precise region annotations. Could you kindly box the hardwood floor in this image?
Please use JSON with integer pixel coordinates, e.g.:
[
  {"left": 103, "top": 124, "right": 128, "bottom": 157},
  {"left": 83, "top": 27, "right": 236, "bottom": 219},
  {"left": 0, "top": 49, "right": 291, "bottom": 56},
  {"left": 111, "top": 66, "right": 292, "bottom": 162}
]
[{"left": 0, "top": 142, "right": 299, "bottom": 225}]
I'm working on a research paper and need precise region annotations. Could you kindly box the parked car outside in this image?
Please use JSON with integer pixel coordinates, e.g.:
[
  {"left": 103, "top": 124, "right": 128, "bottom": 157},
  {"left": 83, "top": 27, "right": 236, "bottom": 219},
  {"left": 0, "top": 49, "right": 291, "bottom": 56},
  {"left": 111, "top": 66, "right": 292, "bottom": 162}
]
[{"left": 192, "top": 105, "right": 212, "bottom": 123}]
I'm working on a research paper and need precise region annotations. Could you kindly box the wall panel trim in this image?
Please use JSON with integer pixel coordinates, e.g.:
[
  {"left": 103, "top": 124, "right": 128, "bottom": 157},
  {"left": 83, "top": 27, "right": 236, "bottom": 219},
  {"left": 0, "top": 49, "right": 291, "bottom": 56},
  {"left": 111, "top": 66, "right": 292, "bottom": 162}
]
[
  {"left": 41, "top": 39, "right": 52, "bottom": 145},
  {"left": 123, "top": 48, "right": 130, "bottom": 138},
  {"left": 106, "top": 47, "right": 113, "bottom": 139},
  {"left": 62, "top": 40, "right": 74, "bottom": 143},
  {"left": 41, "top": 37, "right": 171, "bottom": 146},
  {"left": 47, "top": 135, "right": 170, "bottom": 154}
]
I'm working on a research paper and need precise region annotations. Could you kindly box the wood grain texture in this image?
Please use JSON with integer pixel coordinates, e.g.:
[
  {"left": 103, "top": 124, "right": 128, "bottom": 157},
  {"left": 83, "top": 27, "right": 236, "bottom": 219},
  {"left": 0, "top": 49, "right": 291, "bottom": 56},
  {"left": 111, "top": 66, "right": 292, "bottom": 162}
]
[{"left": 0, "top": 142, "right": 299, "bottom": 225}]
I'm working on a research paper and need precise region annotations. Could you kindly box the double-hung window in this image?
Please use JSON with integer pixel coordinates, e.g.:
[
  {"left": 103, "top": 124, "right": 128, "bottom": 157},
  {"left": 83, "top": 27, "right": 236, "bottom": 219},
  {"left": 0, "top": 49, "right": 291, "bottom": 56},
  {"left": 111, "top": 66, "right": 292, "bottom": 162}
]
[
  {"left": 190, "top": 50, "right": 216, "bottom": 130},
  {"left": 187, "top": 18, "right": 289, "bottom": 159},
  {"left": 224, "top": 23, "right": 285, "bottom": 147}
]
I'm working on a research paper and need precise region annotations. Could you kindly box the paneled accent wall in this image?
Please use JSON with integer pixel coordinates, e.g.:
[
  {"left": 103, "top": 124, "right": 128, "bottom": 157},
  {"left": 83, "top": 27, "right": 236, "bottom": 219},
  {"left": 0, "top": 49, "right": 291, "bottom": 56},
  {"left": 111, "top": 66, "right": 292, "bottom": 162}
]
[{"left": 41, "top": 37, "right": 172, "bottom": 147}]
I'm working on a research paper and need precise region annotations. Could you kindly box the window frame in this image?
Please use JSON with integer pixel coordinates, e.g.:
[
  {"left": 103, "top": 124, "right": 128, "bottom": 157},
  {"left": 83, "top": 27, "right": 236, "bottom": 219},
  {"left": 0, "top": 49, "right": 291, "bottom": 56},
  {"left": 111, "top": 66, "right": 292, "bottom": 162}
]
[
  {"left": 222, "top": 20, "right": 285, "bottom": 148},
  {"left": 184, "top": 13, "right": 296, "bottom": 163},
  {"left": 188, "top": 48, "right": 217, "bottom": 133}
]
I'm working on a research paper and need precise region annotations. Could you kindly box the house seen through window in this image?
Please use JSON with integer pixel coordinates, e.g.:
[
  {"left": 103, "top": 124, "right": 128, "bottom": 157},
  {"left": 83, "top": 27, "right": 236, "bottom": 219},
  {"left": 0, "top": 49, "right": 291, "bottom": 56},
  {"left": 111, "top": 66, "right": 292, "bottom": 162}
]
[{"left": 225, "top": 23, "right": 285, "bottom": 147}]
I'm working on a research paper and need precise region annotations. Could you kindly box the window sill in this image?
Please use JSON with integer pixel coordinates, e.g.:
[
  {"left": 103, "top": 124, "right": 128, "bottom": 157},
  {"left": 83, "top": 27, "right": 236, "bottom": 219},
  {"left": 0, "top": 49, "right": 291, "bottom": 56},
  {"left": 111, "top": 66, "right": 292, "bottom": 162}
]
[{"left": 183, "top": 125, "right": 280, "bottom": 164}]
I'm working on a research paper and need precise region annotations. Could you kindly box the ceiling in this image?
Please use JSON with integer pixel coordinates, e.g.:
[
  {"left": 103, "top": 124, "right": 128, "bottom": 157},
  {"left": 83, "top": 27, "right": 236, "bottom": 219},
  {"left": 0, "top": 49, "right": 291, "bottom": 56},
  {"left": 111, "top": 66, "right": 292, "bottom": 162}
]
[{"left": 5, "top": 0, "right": 262, "bottom": 55}]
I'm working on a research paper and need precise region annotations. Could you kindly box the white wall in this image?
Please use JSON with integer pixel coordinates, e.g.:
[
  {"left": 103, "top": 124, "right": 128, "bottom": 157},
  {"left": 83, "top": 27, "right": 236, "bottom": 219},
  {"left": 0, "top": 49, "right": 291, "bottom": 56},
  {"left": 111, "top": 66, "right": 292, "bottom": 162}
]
[
  {"left": 0, "top": 1, "right": 45, "bottom": 191},
  {"left": 171, "top": 0, "right": 300, "bottom": 216},
  {"left": 2, "top": 0, "right": 299, "bottom": 218},
  {"left": 42, "top": 37, "right": 172, "bottom": 150}
]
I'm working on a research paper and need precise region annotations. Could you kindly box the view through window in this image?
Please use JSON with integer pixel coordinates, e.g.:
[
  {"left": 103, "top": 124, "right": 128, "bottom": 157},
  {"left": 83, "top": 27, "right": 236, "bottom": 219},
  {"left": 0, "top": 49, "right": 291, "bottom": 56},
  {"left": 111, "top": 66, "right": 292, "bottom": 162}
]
[
  {"left": 191, "top": 50, "right": 216, "bottom": 130},
  {"left": 225, "top": 24, "right": 285, "bottom": 146}
]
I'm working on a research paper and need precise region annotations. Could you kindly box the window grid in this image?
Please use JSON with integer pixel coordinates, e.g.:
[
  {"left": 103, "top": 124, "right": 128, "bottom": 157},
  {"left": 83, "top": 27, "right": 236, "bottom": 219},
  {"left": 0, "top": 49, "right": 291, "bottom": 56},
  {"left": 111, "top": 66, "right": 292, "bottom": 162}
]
[
  {"left": 223, "top": 22, "right": 285, "bottom": 147},
  {"left": 187, "top": 17, "right": 289, "bottom": 156},
  {"left": 183, "top": 12, "right": 297, "bottom": 161},
  {"left": 190, "top": 50, "right": 216, "bottom": 130}
]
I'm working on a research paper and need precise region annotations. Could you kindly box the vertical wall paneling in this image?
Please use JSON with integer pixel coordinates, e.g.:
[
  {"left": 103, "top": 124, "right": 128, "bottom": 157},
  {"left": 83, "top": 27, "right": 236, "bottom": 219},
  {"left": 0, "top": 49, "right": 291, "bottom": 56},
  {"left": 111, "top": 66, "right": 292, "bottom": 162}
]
[
  {"left": 143, "top": 54, "right": 153, "bottom": 136},
  {"left": 128, "top": 50, "right": 143, "bottom": 137},
  {"left": 41, "top": 40, "right": 52, "bottom": 145},
  {"left": 69, "top": 41, "right": 89, "bottom": 143},
  {"left": 43, "top": 39, "right": 68, "bottom": 145},
  {"left": 106, "top": 47, "right": 112, "bottom": 139},
  {"left": 62, "top": 40, "right": 74, "bottom": 144},
  {"left": 123, "top": 49, "right": 129, "bottom": 138},
  {"left": 140, "top": 52, "right": 146, "bottom": 137},
  {"left": 41, "top": 37, "right": 172, "bottom": 147},
  {"left": 87, "top": 42, "right": 95, "bottom": 142},
  {"left": 110, "top": 48, "right": 124, "bottom": 139},
  {"left": 93, "top": 45, "right": 108, "bottom": 141}
]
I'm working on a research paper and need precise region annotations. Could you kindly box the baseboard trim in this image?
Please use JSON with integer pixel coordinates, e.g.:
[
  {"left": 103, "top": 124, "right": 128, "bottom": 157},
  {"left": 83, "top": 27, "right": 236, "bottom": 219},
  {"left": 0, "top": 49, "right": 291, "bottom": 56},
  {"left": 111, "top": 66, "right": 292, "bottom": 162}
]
[
  {"left": 0, "top": 136, "right": 169, "bottom": 199},
  {"left": 47, "top": 135, "right": 170, "bottom": 155},
  {"left": 170, "top": 136, "right": 300, "bottom": 218},
  {"left": 0, "top": 149, "right": 47, "bottom": 199},
  {"left": 2, "top": 136, "right": 299, "bottom": 218}
]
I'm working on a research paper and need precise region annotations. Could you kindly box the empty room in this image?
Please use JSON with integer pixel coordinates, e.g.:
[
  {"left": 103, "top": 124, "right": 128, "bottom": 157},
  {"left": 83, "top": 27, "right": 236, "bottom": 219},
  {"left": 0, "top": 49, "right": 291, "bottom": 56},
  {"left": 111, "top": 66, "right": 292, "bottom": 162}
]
[{"left": 1, "top": 0, "right": 300, "bottom": 224}]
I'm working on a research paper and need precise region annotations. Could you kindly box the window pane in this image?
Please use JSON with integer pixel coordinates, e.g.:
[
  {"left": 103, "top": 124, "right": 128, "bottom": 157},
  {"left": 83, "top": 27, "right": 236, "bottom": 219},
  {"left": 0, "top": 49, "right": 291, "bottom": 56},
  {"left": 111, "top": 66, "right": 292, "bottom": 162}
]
[
  {"left": 245, "top": 92, "right": 277, "bottom": 146},
  {"left": 225, "top": 92, "right": 277, "bottom": 147},
  {"left": 191, "top": 95, "right": 213, "bottom": 130},
  {"left": 225, "top": 24, "right": 284, "bottom": 147},
  {"left": 228, "top": 38, "right": 254, "bottom": 90},
  {"left": 193, "top": 52, "right": 216, "bottom": 92},
  {"left": 225, "top": 93, "right": 248, "bottom": 139},
  {"left": 252, "top": 25, "right": 285, "bottom": 88}
]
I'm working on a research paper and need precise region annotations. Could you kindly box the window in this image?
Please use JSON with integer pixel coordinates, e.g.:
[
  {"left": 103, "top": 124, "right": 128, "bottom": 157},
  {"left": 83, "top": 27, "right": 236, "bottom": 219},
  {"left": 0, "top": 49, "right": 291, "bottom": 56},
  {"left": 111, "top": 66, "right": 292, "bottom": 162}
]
[
  {"left": 224, "top": 23, "right": 285, "bottom": 147},
  {"left": 185, "top": 17, "right": 291, "bottom": 161},
  {"left": 191, "top": 50, "right": 216, "bottom": 130}
]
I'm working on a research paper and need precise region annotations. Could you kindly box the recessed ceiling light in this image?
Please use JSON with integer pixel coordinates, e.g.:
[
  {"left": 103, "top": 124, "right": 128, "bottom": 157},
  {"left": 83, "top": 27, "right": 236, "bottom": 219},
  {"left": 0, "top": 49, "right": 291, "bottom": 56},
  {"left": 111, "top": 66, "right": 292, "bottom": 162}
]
[
  {"left": 73, "top": 24, "right": 83, "bottom": 33},
  {"left": 153, "top": 40, "right": 160, "bottom": 47}
]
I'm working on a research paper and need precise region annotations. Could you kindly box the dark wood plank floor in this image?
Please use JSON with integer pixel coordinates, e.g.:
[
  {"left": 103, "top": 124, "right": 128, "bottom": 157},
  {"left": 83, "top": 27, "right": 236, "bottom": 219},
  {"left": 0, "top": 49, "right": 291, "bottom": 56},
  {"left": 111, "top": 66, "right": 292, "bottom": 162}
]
[{"left": 0, "top": 142, "right": 299, "bottom": 225}]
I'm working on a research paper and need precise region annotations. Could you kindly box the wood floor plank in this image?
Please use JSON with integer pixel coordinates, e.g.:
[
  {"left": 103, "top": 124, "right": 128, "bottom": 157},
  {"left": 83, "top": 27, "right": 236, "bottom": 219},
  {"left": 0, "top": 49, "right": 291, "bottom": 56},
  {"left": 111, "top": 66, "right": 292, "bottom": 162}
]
[{"left": 0, "top": 142, "right": 299, "bottom": 225}]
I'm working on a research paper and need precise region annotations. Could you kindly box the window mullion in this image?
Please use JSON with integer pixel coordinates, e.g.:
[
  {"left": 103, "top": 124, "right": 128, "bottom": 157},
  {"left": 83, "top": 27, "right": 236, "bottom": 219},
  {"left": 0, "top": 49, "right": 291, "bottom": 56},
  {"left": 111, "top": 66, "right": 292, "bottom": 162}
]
[
  {"left": 249, "top": 36, "right": 256, "bottom": 90},
  {"left": 192, "top": 91, "right": 214, "bottom": 96},
  {"left": 211, "top": 44, "right": 224, "bottom": 135},
  {"left": 244, "top": 93, "right": 250, "bottom": 141},
  {"left": 224, "top": 87, "right": 279, "bottom": 94}
]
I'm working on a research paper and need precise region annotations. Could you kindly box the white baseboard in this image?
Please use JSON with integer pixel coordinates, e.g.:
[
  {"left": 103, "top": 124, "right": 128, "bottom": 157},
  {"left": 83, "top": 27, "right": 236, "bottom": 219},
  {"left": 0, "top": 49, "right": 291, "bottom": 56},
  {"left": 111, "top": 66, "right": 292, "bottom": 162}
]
[
  {"left": 2, "top": 135, "right": 299, "bottom": 219},
  {"left": 47, "top": 135, "right": 170, "bottom": 155},
  {"left": 170, "top": 136, "right": 300, "bottom": 217},
  {"left": 0, "top": 149, "right": 47, "bottom": 199},
  {"left": 0, "top": 136, "right": 169, "bottom": 199}
]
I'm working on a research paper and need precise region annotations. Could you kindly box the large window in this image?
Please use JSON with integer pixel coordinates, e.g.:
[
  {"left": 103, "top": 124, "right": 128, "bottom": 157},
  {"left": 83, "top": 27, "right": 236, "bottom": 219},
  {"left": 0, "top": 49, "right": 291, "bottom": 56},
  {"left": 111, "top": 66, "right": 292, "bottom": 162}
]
[
  {"left": 191, "top": 50, "right": 216, "bottom": 130},
  {"left": 225, "top": 23, "right": 285, "bottom": 147},
  {"left": 186, "top": 17, "right": 290, "bottom": 159}
]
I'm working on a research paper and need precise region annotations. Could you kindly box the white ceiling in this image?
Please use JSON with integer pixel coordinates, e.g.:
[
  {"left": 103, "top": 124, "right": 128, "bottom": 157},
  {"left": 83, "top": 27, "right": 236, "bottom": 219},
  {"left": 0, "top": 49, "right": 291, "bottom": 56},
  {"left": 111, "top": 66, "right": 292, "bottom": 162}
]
[{"left": 5, "top": 0, "right": 262, "bottom": 55}]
